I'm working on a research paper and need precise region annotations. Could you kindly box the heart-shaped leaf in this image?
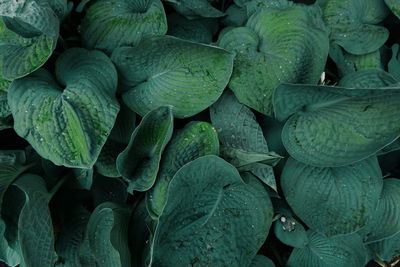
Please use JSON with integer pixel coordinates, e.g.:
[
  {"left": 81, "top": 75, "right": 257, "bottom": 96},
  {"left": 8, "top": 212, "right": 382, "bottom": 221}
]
[
  {"left": 320, "top": 0, "right": 389, "bottom": 55},
  {"left": 217, "top": 3, "right": 329, "bottom": 115},
  {"left": 273, "top": 84, "right": 400, "bottom": 167},
  {"left": 146, "top": 121, "right": 219, "bottom": 219},
  {"left": 111, "top": 35, "right": 234, "bottom": 118},
  {"left": 149, "top": 156, "right": 274, "bottom": 266},
  {"left": 281, "top": 157, "right": 382, "bottom": 237},
  {"left": 81, "top": 0, "right": 167, "bottom": 54},
  {"left": 8, "top": 48, "right": 120, "bottom": 168},
  {"left": 116, "top": 106, "right": 173, "bottom": 192}
]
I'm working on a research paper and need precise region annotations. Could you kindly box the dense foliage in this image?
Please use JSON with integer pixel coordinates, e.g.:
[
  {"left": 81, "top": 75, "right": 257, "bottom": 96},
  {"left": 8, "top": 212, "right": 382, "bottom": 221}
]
[{"left": 0, "top": 0, "right": 400, "bottom": 266}]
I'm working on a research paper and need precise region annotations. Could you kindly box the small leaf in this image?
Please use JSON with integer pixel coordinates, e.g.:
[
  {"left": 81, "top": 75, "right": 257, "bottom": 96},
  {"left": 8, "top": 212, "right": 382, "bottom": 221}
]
[
  {"left": 8, "top": 48, "right": 120, "bottom": 168},
  {"left": 281, "top": 157, "right": 382, "bottom": 237},
  {"left": 112, "top": 35, "right": 234, "bottom": 118},
  {"left": 116, "top": 106, "right": 173, "bottom": 192},
  {"left": 146, "top": 121, "right": 219, "bottom": 219}
]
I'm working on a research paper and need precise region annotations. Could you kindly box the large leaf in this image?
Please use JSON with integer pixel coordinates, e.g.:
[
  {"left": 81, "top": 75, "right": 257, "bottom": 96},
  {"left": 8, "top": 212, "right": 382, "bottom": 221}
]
[
  {"left": 273, "top": 84, "right": 400, "bottom": 167},
  {"left": 116, "top": 106, "right": 173, "bottom": 192},
  {"left": 385, "top": 0, "right": 400, "bottom": 18},
  {"left": 287, "top": 231, "right": 367, "bottom": 267},
  {"left": 358, "top": 178, "right": 400, "bottom": 243},
  {"left": 368, "top": 231, "right": 400, "bottom": 263},
  {"left": 111, "top": 35, "right": 234, "bottom": 118},
  {"left": 87, "top": 202, "right": 131, "bottom": 267},
  {"left": 146, "top": 121, "right": 219, "bottom": 219},
  {"left": 0, "top": 219, "right": 20, "bottom": 267},
  {"left": 0, "top": 0, "right": 59, "bottom": 37},
  {"left": 250, "top": 255, "right": 275, "bottom": 267},
  {"left": 91, "top": 175, "right": 128, "bottom": 207},
  {"left": 281, "top": 157, "right": 382, "bottom": 237},
  {"left": 210, "top": 91, "right": 281, "bottom": 167},
  {"left": 0, "top": 18, "right": 57, "bottom": 81},
  {"left": 13, "top": 174, "right": 57, "bottom": 267},
  {"left": 8, "top": 48, "right": 120, "bottom": 168},
  {"left": 81, "top": 0, "right": 167, "bottom": 54},
  {"left": 164, "top": 0, "right": 224, "bottom": 19},
  {"left": 339, "top": 69, "right": 399, "bottom": 88},
  {"left": 320, "top": 0, "right": 389, "bottom": 55},
  {"left": 217, "top": 3, "right": 329, "bottom": 115},
  {"left": 149, "top": 156, "right": 274, "bottom": 266}
]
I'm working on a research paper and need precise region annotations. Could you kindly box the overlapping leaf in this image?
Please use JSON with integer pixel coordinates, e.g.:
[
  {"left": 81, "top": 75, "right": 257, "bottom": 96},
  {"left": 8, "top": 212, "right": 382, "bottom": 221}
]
[
  {"left": 250, "top": 255, "right": 275, "bottom": 267},
  {"left": 368, "top": 231, "right": 400, "bottom": 263},
  {"left": 150, "top": 156, "right": 274, "bottom": 266},
  {"left": 112, "top": 35, "right": 234, "bottom": 118},
  {"left": 320, "top": 0, "right": 389, "bottom": 55},
  {"left": 116, "top": 106, "right": 173, "bottom": 192},
  {"left": 339, "top": 69, "right": 399, "bottom": 88},
  {"left": 146, "top": 121, "right": 219, "bottom": 219},
  {"left": 8, "top": 48, "right": 120, "bottom": 168},
  {"left": 164, "top": 0, "right": 224, "bottom": 19},
  {"left": 274, "top": 84, "right": 400, "bottom": 167},
  {"left": 218, "top": 2, "right": 329, "bottom": 115},
  {"left": 281, "top": 157, "right": 382, "bottom": 237},
  {"left": 80, "top": 0, "right": 167, "bottom": 54}
]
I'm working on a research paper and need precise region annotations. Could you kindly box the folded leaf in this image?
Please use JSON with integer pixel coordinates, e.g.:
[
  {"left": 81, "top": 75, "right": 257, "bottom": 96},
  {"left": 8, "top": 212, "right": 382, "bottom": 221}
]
[
  {"left": 321, "top": 0, "right": 389, "bottom": 55},
  {"left": 116, "top": 106, "right": 173, "bottom": 192},
  {"left": 81, "top": 0, "right": 167, "bottom": 54},
  {"left": 274, "top": 84, "right": 400, "bottom": 167},
  {"left": 287, "top": 231, "right": 367, "bottom": 267},
  {"left": 150, "top": 156, "right": 274, "bottom": 266},
  {"left": 281, "top": 157, "right": 382, "bottom": 237},
  {"left": 8, "top": 48, "right": 120, "bottom": 168},
  {"left": 146, "top": 121, "right": 219, "bottom": 219},
  {"left": 112, "top": 35, "right": 234, "bottom": 118}
]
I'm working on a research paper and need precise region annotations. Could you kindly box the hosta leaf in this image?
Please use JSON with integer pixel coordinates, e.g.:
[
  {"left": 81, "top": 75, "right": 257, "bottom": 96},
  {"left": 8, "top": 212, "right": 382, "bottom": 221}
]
[
  {"left": 0, "top": 78, "right": 12, "bottom": 129},
  {"left": 112, "top": 35, "right": 234, "bottom": 118},
  {"left": 218, "top": 3, "right": 329, "bottom": 115},
  {"left": 87, "top": 202, "right": 131, "bottom": 267},
  {"left": 250, "top": 255, "right": 275, "bottom": 267},
  {"left": 321, "top": 0, "right": 389, "bottom": 55},
  {"left": 388, "top": 44, "right": 400, "bottom": 80},
  {"left": 339, "top": 69, "right": 399, "bottom": 88},
  {"left": 8, "top": 48, "right": 120, "bottom": 168},
  {"left": 0, "top": 219, "right": 20, "bottom": 267},
  {"left": 165, "top": 0, "right": 224, "bottom": 19},
  {"left": 146, "top": 121, "right": 219, "bottom": 219},
  {"left": 273, "top": 84, "right": 400, "bottom": 167},
  {"left": 368, "top": 231, "right": 400, "bottom": 263},
  {"left": 238, "top": 163, "right": 277, "bottom": 191},
  {"left": 358, "top": 178, "right": 400, "bottom": 243},
  {"left": 0, "top": 19, "right": 57, "bottom": 81},
  {"left": 167, "top": 13, "right": 218, "bottom": 44},
  {"left": 385, "top": 0, "right": 400, "bottom": 18},
  {"left": 0, "top": 0, "right": 59, "bottom": 37},
  {"left": 210, "top": 91, "right": 281, "bottom": 167},
  {"left": 13, "top": 174, "right": 57, "bottom": 267},
  {"left": 91, "top": 175, "right": 128, "bottom": 206},
  {"left": 116, "top": 106, "right": 173, "bottom": 192},
  {"left": 222, "top": 4, "right": 247, "bottom": 27},
  {"left": 287, "top": 231, "right": 367, "bottom": 267},
  {"left": 245, "top": 0, "right": 294, "bottom": 17},
  {"left": 281, "top": 157, "right": 382, "bottom": 237},
  {"left": 80, "top": 0, "right": 167, "bottom": 54},
  {"left": 150, "top": 156, "right": 274, "bottom": 266}
]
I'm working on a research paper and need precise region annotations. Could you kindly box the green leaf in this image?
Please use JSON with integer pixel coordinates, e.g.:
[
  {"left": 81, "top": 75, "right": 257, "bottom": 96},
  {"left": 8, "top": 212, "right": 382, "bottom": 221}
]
[
  {"left": 339, "top": 69, "right": 399, "bottom": 88},
  {"left": 218, "top": 3, "right": 329, "bottom": 115},
  {"left": 385, "top": 0, "right": 400, "bottom": 18},
  {"left": 0, "top": 0, "right": 59, "bottom": 37},
  {"left": 164, "top": 0, "right": 224, "bottom": 19},
  {"left": 87, "top": 202, "right": 131, "bottom": 267},
  {"left": 210, "top": 91, "right": 281, "bottom": 167},
  {"left": 0, "top": 219, "right": 20, "bottom": 267},
  {"left": 150, "top": 156, "right": 274, "bottom": 266},
  {"left": 250, "top": 255, "right": 275, "bottom": 267},
  {"left": 91, "top": 175, "right": 128, "bottom": 206},
  {"left": 111, "top": 35, "right": 234, "bottom": 118},
  {"left": 287, "top": 231, "right": 367, "bottom": 267},
  {"left": 388, "top": 44, "right": 400, "bottom": 80},
  {"left": 13, "top": 174, "right": 57, "bottom": 267},
  {"left": 146, "top": 121, "right": 219, "bottom": 219},
  {"left": 116, "top": 106, "right": 173, "bottom": 192},
  {"left": 321, "top": 0, "right": 389, "bottom": 55},
  {"left": 238, "top": 163, "right": 277, "bottom": 191},
  {"left": 0, "top": 19, "right": 57, "bottom": 81},
  {"left": 281, "top": 157, "right": 382, "bottom": 237},
  {"left": 222, "top": 4, "right": 247, "bottom": 27},
  {"left": 80, "top": 0, "right": 167, "bottom": 54},
  {"left": 274, "top": 84, "right": 400, "bottom": 167},
  {"left": 167, "top": 13, "right": 218, "bottom": 44},
  {"left": 0, "top": 78, "right": 12, "bottom": 130},
  {"left": 368, "top": 231, "right": 400, "bottom": 263},
  {"left": 358, "top": 178, "right": 400, "bottom": 243},
  {"left": 8, "top": 48, "right": 120, "bottom": 168}
]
